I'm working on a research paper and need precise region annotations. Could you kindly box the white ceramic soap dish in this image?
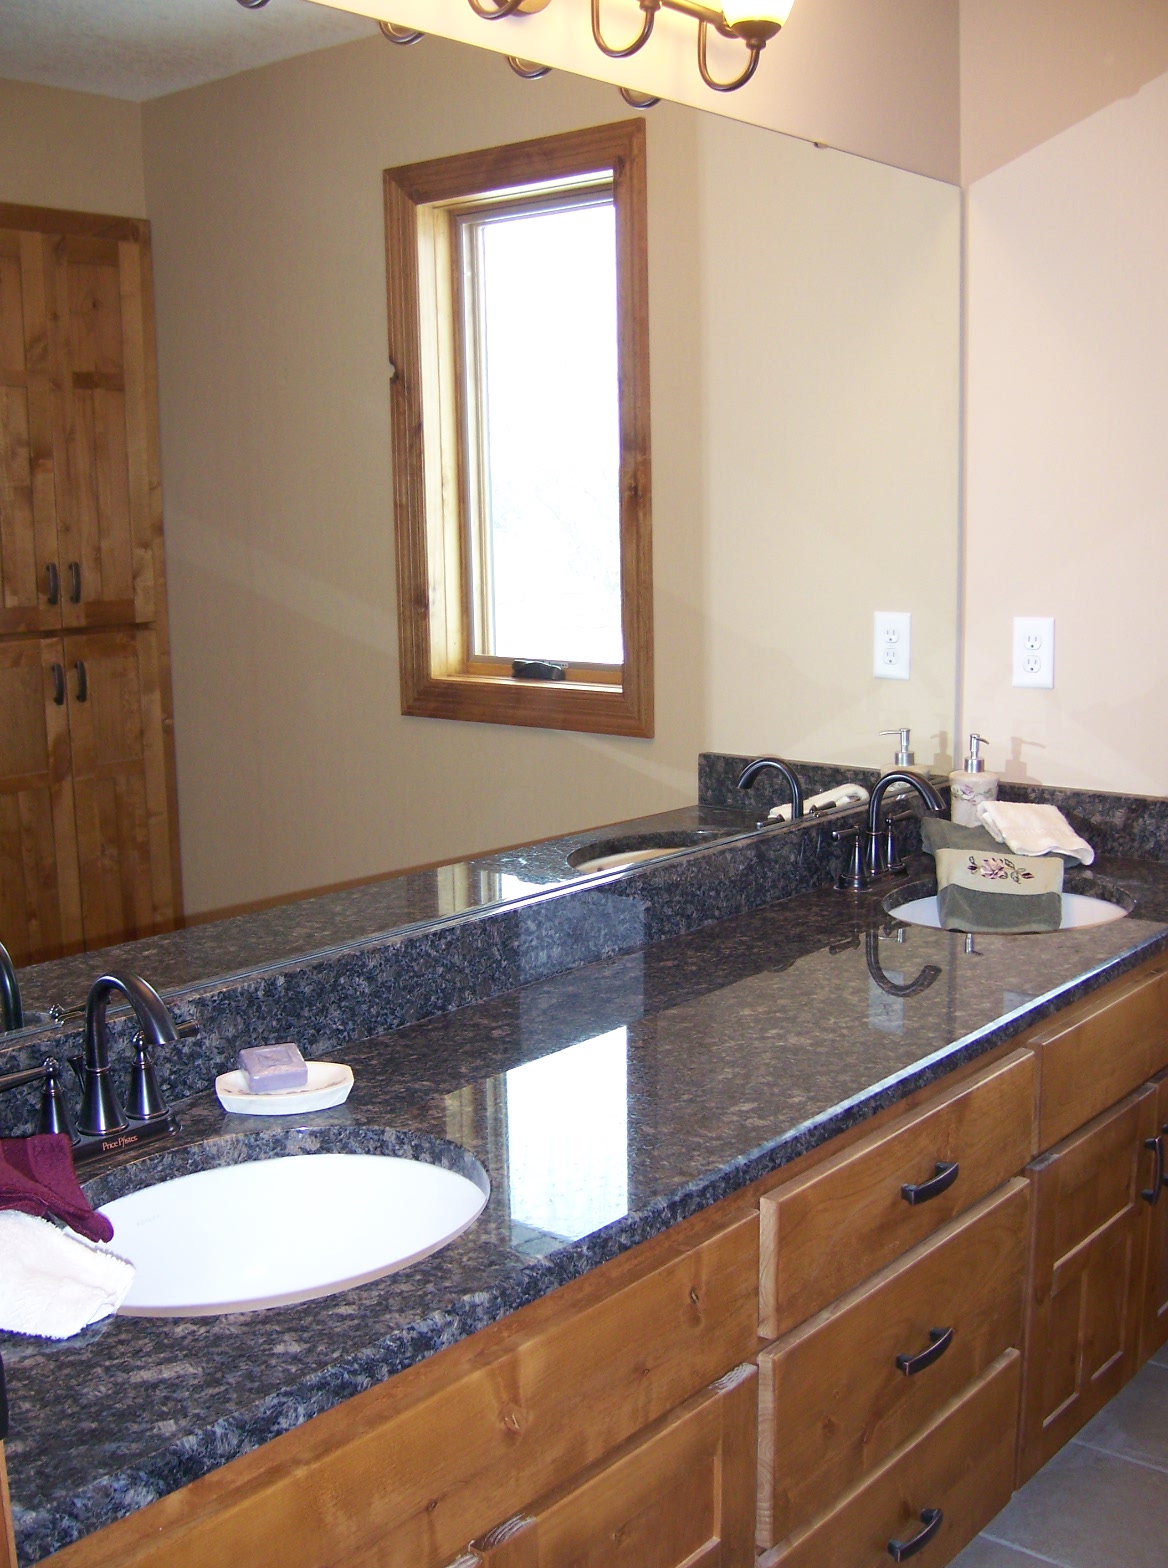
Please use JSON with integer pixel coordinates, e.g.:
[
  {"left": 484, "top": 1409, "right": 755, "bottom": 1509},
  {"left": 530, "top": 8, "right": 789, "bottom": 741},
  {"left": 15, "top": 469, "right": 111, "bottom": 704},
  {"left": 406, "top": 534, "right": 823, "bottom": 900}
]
[{"left": 215, "top": 1061, "right": 354, "bottom": 1116}]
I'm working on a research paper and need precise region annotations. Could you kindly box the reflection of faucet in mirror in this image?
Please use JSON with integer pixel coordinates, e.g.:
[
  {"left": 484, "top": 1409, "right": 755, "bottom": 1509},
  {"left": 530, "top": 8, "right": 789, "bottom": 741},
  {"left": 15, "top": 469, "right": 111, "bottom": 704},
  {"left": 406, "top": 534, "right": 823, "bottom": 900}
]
[
  {"left": 865, "top": 928, "right": 941, "bottom": 999},
  {"left": 0, "top": 942, "right": 23, "bottom": 1033},
  {"left": 736, "top": 758, "right": 804, "bottom": 822}
]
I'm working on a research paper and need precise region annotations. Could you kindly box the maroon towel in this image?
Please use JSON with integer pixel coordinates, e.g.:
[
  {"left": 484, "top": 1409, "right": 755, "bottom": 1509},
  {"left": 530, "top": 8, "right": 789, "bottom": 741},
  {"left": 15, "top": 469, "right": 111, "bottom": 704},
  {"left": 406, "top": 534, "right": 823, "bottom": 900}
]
[{"left": 0, "top": 1133, "right": 113, "bottom": 1244}]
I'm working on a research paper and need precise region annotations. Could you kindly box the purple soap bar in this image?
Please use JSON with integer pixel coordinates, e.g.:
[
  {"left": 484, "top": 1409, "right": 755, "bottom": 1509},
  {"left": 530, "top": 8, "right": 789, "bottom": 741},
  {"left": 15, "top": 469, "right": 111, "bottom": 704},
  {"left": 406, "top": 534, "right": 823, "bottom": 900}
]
[{"left": 238, "top": 1044, "right": 308, "bottom": 1093}]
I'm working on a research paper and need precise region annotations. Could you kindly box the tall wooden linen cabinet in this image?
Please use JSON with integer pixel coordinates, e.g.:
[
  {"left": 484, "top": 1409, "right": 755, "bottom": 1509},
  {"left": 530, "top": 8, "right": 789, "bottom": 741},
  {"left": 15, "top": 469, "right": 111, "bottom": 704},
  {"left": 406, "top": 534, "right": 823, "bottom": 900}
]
[{"left": 0, "top": 204, "right": 181, "bottom": 966}]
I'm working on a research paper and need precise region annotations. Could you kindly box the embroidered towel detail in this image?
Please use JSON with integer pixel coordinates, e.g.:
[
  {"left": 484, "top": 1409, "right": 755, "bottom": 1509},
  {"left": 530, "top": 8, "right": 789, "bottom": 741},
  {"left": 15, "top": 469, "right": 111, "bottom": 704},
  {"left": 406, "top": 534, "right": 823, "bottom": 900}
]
[
  {"left": 935, "top": 847, "right": 1064, "bottom": 933},
  {"left": 0, "top": 1210, "right": 134, "bottom": 1339},
  {"left": 975, "top": 801, "right": 1094, "bottom": 866}
]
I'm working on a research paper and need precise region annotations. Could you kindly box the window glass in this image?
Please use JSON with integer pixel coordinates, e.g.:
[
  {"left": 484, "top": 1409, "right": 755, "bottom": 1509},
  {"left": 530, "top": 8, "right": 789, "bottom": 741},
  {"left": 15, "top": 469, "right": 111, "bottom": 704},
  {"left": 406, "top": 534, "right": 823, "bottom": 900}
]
[{"left": 461, "top": 194, "right": 622, "bottom": 665}]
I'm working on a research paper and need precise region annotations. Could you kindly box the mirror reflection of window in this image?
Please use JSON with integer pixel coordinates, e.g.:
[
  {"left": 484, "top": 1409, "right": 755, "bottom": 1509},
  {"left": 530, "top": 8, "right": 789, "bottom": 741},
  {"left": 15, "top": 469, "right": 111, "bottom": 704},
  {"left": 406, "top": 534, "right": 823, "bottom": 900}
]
[{"left": 505, "top": 1027, "right": 628, "bottom": 1246}]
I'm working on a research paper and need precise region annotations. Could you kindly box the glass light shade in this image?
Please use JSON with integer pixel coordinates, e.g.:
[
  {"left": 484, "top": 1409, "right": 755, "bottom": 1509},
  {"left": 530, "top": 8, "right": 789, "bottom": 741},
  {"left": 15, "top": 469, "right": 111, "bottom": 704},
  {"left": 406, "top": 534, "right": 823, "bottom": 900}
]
[{"left": 719, "top": 0, "right": 794, "bottom": 26}]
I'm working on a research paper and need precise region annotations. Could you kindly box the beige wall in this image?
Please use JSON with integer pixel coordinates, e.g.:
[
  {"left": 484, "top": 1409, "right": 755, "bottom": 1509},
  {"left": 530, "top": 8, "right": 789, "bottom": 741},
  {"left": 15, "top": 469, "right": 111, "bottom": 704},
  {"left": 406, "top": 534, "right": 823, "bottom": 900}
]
[
  {"left": 0, "top": 77, "right": 145, "bottom": 215},
  {"left": 962, "top": 68, "right": 1168, "bottom": 792},
  {"left": 139, "top": 35, "right": 959, "bottom": 914}
]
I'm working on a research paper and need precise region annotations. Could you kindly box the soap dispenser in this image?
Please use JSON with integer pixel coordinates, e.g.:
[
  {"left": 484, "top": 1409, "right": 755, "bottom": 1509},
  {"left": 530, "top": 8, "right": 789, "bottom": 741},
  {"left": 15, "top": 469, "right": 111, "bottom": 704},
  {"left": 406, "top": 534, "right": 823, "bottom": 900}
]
[
  {"left": 949, "top": 733, "right": 999, "bottom": 827},
  {"left": 880, "top": 728, "right": 927, "bottom": 775}
]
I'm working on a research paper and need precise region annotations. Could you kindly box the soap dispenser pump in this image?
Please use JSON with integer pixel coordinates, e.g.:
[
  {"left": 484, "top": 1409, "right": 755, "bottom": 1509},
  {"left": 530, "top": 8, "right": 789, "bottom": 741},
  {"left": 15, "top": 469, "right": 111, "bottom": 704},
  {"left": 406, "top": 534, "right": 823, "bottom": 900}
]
[
  {"left": 880, "top": 727, "right": 915, "bottom": 768},
  {"left": 949, "top": 732, "right": 1000, "bottom": 827}
]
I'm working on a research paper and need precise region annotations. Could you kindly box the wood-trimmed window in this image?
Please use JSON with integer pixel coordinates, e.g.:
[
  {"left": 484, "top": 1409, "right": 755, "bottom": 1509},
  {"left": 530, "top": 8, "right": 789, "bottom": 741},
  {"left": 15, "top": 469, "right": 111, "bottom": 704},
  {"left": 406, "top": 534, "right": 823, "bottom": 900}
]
[{"left": 384, "top": 120, "right": 653, "bottom": 737}]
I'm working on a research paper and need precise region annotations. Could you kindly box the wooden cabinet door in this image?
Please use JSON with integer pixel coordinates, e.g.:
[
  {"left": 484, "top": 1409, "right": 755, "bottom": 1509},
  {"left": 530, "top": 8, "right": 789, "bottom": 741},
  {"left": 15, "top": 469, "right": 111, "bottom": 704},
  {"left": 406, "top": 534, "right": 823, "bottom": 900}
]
[
  {"left": 1140, "top": 1068, "right": 1168, "bottom": 1362},
  {"left": 469, "top": 1365, "right": 757, "bottom": 1568},
  {"left": 1019, "top": 1083, "right": 1157, "bottom": 1482},
  {"left": 0, "top": 229, "right": 61, "bottom": 635},
  {"left": 43, "top": 229, "right": 158, "bottom": 629},
  {"left": 0, "top": 638, "right": 83, "bottom": 963},
  {"left": 63, "top": 627, "right": 179, "bottom": 951}
]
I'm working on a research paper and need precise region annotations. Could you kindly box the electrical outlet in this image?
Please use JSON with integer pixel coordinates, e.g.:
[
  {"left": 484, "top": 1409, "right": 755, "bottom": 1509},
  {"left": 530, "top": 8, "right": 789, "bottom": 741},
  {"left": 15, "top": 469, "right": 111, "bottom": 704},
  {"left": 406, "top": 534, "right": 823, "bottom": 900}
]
[
  {"left": 1013, "top": 616, "right": 1055, "bottom": 688},
  {"left": 873, "top": 611, "right": 911, "bottom": 681}
]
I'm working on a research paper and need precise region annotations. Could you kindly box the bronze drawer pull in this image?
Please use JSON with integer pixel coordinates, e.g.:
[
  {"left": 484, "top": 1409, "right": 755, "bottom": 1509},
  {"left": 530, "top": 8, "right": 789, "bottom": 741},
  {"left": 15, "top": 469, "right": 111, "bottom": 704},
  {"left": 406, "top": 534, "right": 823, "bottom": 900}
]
[
  {"left": 50, "top": 663, "right": 65, "bottom": 706},
  {"left": 45, "top": 561, "right": 60, "bottom": 605},
  {"left": 1141, "top": 1132, "right": 1165, "bottom": 1205},
  {"left": 896, "top": 1325, "right": 953, "bottom": 1376},
  {"left": 74, "top": 660, "right": 88, "bottom": 702},
  {"left": 67, "top": 560, "right": 81, "bottom": 603},
  {"left": 888, "top": 1506, "right": 943, "bottom": 1561},
  {"left": 901, "top": 1160, "right": 959, "bottom": 1206}
]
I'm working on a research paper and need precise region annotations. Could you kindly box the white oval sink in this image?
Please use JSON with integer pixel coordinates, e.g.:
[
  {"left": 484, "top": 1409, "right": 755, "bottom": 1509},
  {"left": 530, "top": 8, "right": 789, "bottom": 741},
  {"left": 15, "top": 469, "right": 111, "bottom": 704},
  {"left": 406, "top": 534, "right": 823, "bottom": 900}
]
[
  {"left": 891, "top": 892, "right": 1128, "bottom": 933},
  {"left": 99, "top": 1152, "right": 488, "bottom": 1316}
]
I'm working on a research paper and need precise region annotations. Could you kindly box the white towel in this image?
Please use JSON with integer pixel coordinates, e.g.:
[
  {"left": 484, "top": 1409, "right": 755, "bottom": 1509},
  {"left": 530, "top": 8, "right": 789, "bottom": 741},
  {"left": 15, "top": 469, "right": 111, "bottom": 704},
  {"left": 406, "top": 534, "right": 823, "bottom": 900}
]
[
  {"left": 769, "top": 783, "right": 870, "bottom": 822},
  {"left": 975, "top": 801, "right": 1095, "bottom": 866},
  {"left": 0, "top": 1210, "right": 134, "bottom": 1339}
]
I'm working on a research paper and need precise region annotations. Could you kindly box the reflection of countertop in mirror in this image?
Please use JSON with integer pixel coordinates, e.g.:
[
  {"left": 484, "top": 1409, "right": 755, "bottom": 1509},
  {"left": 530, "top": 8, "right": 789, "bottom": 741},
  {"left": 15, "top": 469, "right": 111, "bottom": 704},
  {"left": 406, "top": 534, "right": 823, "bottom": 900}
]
[
  {"left": 12, "top": 804, "right": 766, "bottom": 1018},
  {"left": 5, "top": 853, "right": 1168, "bottom": 1564}
]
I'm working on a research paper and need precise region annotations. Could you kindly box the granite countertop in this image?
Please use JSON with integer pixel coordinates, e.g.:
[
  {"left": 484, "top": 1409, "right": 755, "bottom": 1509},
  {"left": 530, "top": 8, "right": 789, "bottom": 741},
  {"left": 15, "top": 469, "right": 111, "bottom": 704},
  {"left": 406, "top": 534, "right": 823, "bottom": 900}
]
[{"left": 6, "top": 853, "right": 1168, "bottom": 1564}]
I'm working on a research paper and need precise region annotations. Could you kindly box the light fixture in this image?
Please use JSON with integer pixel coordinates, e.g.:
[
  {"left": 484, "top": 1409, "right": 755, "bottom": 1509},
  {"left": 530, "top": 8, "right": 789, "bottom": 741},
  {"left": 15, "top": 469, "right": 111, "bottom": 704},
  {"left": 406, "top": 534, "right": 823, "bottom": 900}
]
[{"left": 591, "top": 0, "right": 793, "bottom": 91}]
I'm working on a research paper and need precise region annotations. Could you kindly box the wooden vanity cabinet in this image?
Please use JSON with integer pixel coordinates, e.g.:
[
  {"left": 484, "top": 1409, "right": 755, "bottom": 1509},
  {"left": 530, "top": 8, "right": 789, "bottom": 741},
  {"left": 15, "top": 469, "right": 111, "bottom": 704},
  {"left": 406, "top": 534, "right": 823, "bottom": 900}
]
[{"left": 1140, "top": 1067, "right": 1168, "bottom": 1360}]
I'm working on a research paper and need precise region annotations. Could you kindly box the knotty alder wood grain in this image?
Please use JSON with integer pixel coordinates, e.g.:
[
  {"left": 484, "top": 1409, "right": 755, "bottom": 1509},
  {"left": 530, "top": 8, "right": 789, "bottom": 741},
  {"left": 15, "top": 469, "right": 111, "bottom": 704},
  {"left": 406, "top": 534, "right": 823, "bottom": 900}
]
[
  {"left": 757, "top": 1178, "right": 1029, "bottom": 1549},
  {"left": 758, "top": 1350, "right": 1021, "bottom": 1568},
  {"left": 759, "top": 1049, "right": 1036, "bottom": 1339},
  {"left": 41, "top": 1205, "right": 758, "bottom": 1568},
  {"left": 385, "top": 120, "right": 653, "bottom": 737},
  {"left": 1025, "top": 956, "right": 1168, "bottom": 1150},
  {"left": 1018, "top": 1082, "right": 1158, "bottom": 1482},
  {"left": 469, "top": 1364, "right": 757, "bottom": 1568}
]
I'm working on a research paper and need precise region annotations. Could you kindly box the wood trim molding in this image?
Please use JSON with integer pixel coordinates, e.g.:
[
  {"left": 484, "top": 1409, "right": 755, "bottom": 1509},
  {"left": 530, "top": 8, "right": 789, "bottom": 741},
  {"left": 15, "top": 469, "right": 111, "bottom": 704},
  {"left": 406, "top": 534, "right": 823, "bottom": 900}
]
[
  {"left": 0, "top": 203, "right": 147, "bottom": 243},
  {"left": 384, "top": 120, "right": 653, "bottom": 738}
]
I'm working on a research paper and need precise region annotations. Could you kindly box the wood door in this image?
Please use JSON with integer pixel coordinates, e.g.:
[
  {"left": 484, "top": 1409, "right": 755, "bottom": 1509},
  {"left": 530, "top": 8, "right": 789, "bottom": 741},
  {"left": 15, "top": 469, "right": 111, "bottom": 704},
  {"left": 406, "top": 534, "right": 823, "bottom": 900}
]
[
  {"left": 1018, "top": 1083, "right": 1157, "bottom": 1482},
  {"left": 1140, "top": 1068, "right": 1168, "bottom": 1362},
  {"left": 469, "top": 1365, "right": 757, "bottom": 1568},
  {"left": 0, "top": 637, "right": 83, "bottom": 963},
  {"left": 0, "top": 229, "right": 62, "bottom": 634},
  {"left": 63, "top": 627, "right": 179, "bottom": 951}
]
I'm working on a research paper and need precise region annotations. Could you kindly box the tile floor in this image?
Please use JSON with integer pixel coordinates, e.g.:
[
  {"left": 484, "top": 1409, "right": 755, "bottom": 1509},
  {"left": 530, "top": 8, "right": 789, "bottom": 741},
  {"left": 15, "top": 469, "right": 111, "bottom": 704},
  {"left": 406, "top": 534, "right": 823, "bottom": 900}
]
[{"left": 950, "top": 1346, "right": 1168, "bottom": 1567}]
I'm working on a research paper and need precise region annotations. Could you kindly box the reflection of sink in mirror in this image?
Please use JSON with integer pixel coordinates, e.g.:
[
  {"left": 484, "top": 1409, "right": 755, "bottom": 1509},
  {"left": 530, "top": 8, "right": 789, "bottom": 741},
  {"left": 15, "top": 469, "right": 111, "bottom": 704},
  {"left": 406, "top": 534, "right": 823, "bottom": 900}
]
[
  {"left": 567, "top": 829, "right": 738, "bottom": 876},
  {"left": 98, "top": 1151, "right": 488, "bottom": 1316},
  {"left": 888, "top": 892, "right": 1129, "bottom": 933}
]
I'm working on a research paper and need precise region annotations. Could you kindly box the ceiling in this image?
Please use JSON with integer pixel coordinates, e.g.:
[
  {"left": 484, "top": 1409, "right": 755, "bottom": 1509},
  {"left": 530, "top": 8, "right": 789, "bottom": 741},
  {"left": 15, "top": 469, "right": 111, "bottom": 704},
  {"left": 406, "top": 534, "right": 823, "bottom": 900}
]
[{"left": 0, "top": 0, "right": 376, "bottom": 101}]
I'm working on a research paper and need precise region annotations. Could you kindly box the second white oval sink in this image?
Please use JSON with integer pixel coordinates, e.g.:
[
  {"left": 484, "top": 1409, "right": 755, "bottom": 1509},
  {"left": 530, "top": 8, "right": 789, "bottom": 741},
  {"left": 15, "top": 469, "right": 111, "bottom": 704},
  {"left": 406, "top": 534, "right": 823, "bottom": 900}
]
[
  {"left": 891, "top": 892, "right": 1128, "bottom": 933},
  {"left": 100, "top": 1152, "right": 488, "bottom": 1316}
]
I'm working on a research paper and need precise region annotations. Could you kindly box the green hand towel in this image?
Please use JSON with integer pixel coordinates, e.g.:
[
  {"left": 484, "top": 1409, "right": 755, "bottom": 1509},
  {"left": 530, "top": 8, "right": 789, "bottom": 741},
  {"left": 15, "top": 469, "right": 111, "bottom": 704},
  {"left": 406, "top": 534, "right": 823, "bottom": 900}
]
[
  {"left": 921, "top": 815, "right": 1083, "bottom": 866},
  {"left": 934, "top": 847, "right": 1064, "bottom": 933}
]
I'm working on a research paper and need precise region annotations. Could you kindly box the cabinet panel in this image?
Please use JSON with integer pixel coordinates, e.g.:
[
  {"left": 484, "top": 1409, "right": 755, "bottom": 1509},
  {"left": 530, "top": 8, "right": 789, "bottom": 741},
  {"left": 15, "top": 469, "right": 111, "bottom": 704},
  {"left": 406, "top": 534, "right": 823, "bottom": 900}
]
[
  {"left": 0, "top": 637, "right": 83, "bottom": 963},
  {"left": 759, "top": 1349, "right": 1020, "bottom": 1568},
  {"left": 758, "top": 1179, "right": 1028, "bottom": 1549},
  {"left": 1140, "top": 1068, "right": 1168, "bottom": 1362},
  {"left": 467, "top": 1365, "right": 756, "bottom": 1568},
  {"left": 1030, "top": 960, "right": 1168, "bottom": 1149},
  {"left": 1019, "top": 1084, "right": 1156, "bottom": 1482},
  {"left": 760, "top": 1049, "right": 1035, "bottom": 1338}
]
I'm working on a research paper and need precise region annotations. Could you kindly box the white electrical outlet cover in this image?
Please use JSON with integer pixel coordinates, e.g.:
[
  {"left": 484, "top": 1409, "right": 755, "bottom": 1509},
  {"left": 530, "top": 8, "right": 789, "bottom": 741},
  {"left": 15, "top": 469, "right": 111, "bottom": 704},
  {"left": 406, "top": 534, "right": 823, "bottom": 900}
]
[
  {"left": 1013, "top": 616, "right": 1055, "bottom": 688},
  {"left": 873, "top": 611, "right": 911, "bottom": 681}
]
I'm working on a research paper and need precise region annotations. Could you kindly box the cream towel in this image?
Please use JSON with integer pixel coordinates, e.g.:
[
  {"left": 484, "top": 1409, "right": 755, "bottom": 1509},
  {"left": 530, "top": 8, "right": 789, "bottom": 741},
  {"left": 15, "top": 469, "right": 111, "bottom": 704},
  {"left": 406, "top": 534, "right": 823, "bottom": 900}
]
[
  {"left": 769, "top": 783, "right": 869, "bottom": 822},
  {"left": 975, "top": 801, "right": 1095, "bottom": 866},
  {"left": 0, "top": 1210, "right": 134, "bottom": 1338}
]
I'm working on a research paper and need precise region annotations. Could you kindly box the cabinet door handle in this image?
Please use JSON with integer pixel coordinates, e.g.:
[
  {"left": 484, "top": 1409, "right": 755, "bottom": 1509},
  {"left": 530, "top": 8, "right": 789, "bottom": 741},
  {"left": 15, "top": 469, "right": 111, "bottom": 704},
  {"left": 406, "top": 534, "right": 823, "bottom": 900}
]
[
  {"left": 901, "top": 1161, "right": 959, "bottom": 1206},
  {"left": 74, "top": 660, "right": 88, "bottom": 703},
  {"left": 45, "top": 562, "right": 60, "bottom": 605},
  {"left": 50, "top": 663, "right": 65, "bottom": 706},
  {"left": 896, "top": 1325, "right": 953, "bottom": 1376},
  {"left": 888, "top": 1507, "right": 943, "bottom": 1561},
  {"left": 67, "top": 560, "right": 81, "bottom": 603},
  {"left": 1142, "top": 1133, "right": 1165, "bottom": 1205}
]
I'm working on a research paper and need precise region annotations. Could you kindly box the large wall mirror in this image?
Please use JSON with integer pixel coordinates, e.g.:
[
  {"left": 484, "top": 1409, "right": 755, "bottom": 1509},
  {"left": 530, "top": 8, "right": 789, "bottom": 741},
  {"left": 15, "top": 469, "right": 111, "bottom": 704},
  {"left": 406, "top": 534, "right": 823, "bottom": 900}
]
[{"left": 0, "top": 8, "right": 960, "bottom": 1008}]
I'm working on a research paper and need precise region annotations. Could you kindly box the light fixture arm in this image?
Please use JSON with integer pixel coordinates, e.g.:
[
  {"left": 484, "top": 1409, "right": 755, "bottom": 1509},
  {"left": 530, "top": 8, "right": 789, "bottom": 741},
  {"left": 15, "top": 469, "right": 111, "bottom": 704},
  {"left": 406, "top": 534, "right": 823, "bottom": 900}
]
[
  {"left": 591, "top": 0, "right": 661, "bottom": 59},
  {"left": 467, "top": 0, "right": 530, "bottom": 18},
  {"left": 696, "top": 16, "right": 763, "bottom": 91}
]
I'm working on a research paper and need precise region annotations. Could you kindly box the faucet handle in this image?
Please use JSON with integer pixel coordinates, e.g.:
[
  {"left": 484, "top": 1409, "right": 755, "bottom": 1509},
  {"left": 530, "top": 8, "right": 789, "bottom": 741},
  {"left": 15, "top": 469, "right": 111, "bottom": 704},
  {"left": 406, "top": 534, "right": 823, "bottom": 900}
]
[
  {"left": 832, "top": 828, "right": 868, "bottom": 892},
  {"left": 126, "top": 1041, "right": 170, "bottom": 1123}
]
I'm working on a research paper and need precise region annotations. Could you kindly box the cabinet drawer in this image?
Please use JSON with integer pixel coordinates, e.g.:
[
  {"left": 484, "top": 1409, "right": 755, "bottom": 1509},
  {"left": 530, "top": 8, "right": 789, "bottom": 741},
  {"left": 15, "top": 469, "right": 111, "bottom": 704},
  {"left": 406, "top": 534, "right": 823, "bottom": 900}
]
[
  {"left": 467, "top": 1364, "right": 757, "bottom": 1568},
  {"left": 760, "top": 1050, "right": 1035, "bottom": 1337},
  {"left": 1140, "top": 1068, "right": 1168, "bottom": 1363},
  {"left": 43, "top": 1210, "right": 759, "bottom": 1568},
  {"left": 758, "top": 1179, "right": 1028, "bottom": 1548},
  {"left": 1030, "top": 959, "right": 1168, "bottom": 1150},
  {"left": 759, "top": 1349, "right": 1021, "bottom": 1568}
]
